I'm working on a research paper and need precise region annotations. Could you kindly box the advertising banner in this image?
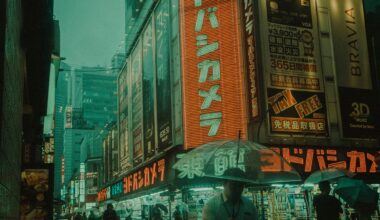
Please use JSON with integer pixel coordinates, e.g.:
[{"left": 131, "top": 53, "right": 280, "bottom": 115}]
[
  {"left": 327, "top": 0, "right": 377, "bottom": 138},
  {"left": 267, "top": 88, "right": 327, "bottom": 135},
  {"left": 142, "top": 19, "right": 156, "bottom": 160},
  {"left": 338, "top": 87, "right": 379, "bottom": 138},
  {"left": 98, "top": 157, "right": 168, "bottom": 201},
  {"left": 180, "top": 0, "right": 248, "bottom": 148},
  {"left": 259, "top": 0, "right": 328, "bottom": 136},
  {"left": 174, "top": 146, "right": 380, "bottom": 181},
  {"left": 131, "top": 41, "right": 143, "bottom": 165},
  {"left": 329, "top": 0, "right": 372, "bottom": 89},
  {"left": 240, "top": 0, "right": 260, "bottom": 120},
  {"left": 118, "top": 65, "right": 131, "bottom": 171},
  {"left": 268, "top": 146, "right": 380, "bottom": 175},
  {"left": 155, "top": 0, "right": 173, "bottom": 151}
]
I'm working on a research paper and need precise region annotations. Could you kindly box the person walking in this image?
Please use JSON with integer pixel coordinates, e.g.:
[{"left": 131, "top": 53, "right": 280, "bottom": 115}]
[
  {"left": 102, "top": 204, "right": 119, "bottom": 220},
  {"left": 125, "top": 203, "right": 133, "bottom": 220},
  {"left": 88, "top": 210, "right": 96, "bottom": 220},
  {"left": 313, "top": 181, "right": 342, "bottom": 220},
  {"left": 202, "top": 168, "right": 258, "bottom": 220}
]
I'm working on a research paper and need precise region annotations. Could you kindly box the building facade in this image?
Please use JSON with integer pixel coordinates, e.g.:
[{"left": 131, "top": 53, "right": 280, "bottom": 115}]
[{"left": 98, "top": 0, "right": 380, "bottom": 219}]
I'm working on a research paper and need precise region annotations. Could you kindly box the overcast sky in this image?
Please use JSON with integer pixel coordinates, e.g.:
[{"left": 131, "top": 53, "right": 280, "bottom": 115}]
[{"left": 54, "top": 0, "right": 125, "bottom": 67}]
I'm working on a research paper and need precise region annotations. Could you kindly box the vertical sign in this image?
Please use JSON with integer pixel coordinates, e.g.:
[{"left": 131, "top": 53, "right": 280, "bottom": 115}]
[
  {"left": 180, "top": 0, "right": 248, "bottom": 148},
  {"left": 155, "top": 0, "right": 173, "bottom": 151},
  {"left": 329, "top": 0, "right": 378, "bottom": 138},
  {"left": 65, "top": 106, "right": 72, "bottom": 128},
  {"left": 329, "top": 0, "right": 372, "bottom": 90},
  {"left": 119, "top": 65, "right": 131, "bottom": 171},
  {"left": 240, "top": 0, "right": 260, "bottom": 120},
  {"left": 143, "top": 19, "right": 156, "bottom": 159},
  {"left": 131, "top": 41, "right": 143, "bottom": 165},
  {"left": 259, "top": 0, "right": 328, "bottom": 135}
]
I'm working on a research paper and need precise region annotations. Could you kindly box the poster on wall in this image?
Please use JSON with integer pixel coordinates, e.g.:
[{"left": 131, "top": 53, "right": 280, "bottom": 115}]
[
  {"left": 20, "top": 168, "right": 52, "bottom": 220},
  {"left": 338, "top": 87, "right": 379, "bottom": 138},
  {"left": 155, "top": 0, "right": 173, "bottom": 151},
  {"left": 119, "top": 66, "right": 131, "bottom": 171},
  {"left": 143, "top": 19, "right": 156, "bottom": 160},
  {"left": 259, "top": 0, "right": 328, "bottom": 136},
  {"left": 267, "top": 88, "right": 328, "bottom": 135},
  {"left": 131, "top": 41, "right": 143, "bottom": 165}
]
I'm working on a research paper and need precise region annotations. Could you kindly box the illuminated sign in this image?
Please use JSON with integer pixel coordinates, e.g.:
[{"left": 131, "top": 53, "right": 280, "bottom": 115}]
[
  {"left": 97, "top": 186, "right": 111, "bottom": 202},
  {"left": 175, "top": 146, "right": 380, "bottom": 180},
  {"left": 111, "top": 181, "right": 123, "bottom": 197},
  {"left": 240, "top": 0, "right": 259, "bottom": 120},
  {"left": 267, "top": 89, "right": 327, "bottom": 135},
  {"left": 61, "top": 156, "right": 64, "bottom": 184},
  {"left": 180, "top": 0, "right": 248, "bottom": 148},
  {"left": 329, "top": 0, "right": 372, "bottom": 90},
  {"left": 98, "top": 158, "right": 168, "bottom": 201},
  {"left": 123, "top": 158, "right": 166, "bottom": 195},
  {"left": 258, "top": 0, "right": 328, "bottom": 136},
  {"left": 265, "top": 147, "right": 380, "bottom": 174}
]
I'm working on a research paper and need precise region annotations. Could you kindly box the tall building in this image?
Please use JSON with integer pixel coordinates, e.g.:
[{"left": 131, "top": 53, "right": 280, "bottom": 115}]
[
  {"left": 53, "top": 63, "right": 70, "bottom": 198},
  {"left": 54, "top": 66, "right": 118, "bottom": 211}
]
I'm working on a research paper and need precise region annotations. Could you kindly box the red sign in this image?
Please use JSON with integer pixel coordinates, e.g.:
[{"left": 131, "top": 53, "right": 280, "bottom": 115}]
[
  {"left": 180, "top": 0, "right": 248, "bottom": 148},
  {"left": 262, "top": 146, "right": 380, "bottom": 174},
  {"left": 123, "top": 159, "right": 166, "bottom": 194}
]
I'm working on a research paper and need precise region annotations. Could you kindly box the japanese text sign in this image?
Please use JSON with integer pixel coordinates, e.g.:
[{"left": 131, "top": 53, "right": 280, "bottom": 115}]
[
  {"left": 98, "top": 158, "right": 168, "bottom": 201},
  {"left": 180, "top": 0, "right": 248, "bottom": 148}
]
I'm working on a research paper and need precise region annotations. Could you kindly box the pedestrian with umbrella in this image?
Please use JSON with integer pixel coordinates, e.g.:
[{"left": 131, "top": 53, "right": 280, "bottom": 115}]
[
  {"left": 202, "top": 167, "right": 258, "bottom": 220},
  {"left": 313, "top": 181, "right": 343, "bottom": 220},
  {"left": 334, "top": 177, "right": 379, "bottom": 220},
  {"left": 305, "top": 168, "right": 355, "bottom": 184},
  {"left": 173, "top": 140, "right": 301, "bottom": 184}
]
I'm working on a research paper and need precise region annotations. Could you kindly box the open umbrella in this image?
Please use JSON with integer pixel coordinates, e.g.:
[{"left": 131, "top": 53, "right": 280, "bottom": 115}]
[
  {"left": 173, "top": 140, "right": 301, "bottom": 184},
  {"left": 334, "top": 177, "right": 378, "bottom": 208},
  {"left": 305, "top": 168, "right": 354, "bottom": 184}
]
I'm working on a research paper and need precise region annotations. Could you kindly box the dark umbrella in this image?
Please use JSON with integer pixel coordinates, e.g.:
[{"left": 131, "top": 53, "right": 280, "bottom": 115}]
[
  {"left": 334, "top": 177, "right": 378, "bottom": 208},
  {"left": 173, "top": 140, "right": 301, "bottom": 184},
  {"left": 305, "top": 168, "right": 354, "bottom": 184}
]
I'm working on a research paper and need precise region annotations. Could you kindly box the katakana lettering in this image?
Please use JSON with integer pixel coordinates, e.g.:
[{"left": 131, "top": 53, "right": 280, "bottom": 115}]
[{"left": 199, "top": 85, "right": 221, "bottom": 109}]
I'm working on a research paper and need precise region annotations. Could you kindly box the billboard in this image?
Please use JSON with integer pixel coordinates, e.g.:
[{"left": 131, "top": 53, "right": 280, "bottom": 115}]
[
  {"left": 180, "top": 0, "right": 248, "bottom": 148},
  {"left": 118, "top": 65, "right": 131, "bottom": 171},
  {"left": 142, "top": 19, "right": 156, "bottom": 159},
  {"left": 131, "top": 41, "right": 143, "bottom": 165},
  {"left": 155, "top": 0, "right": 173, "bottom": 151},
  {"left": 267, "top": 88, "right": 327, "bottom": 134},
  {"left": 327, "top": 0, "right": 378, "bottom": 138},
  {"left": 258, "top": 0, "right": 328, "bottom": 136},
  {"left": 338, "top": 87, "right": 379, "bottom": 138},
  {"left": 329, "top": 0, "right": 372, "bottom": 90},
  {"left": 240, "top": 0, "right": 260, "bottom": 120}
]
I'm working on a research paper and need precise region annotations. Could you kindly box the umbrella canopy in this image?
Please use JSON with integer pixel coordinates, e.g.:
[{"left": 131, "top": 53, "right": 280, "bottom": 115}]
[
  {"left": 334, "top": 177, "right": 378, "bottom": 208},
  {"left": 305, "top": 168, "right": 354, "bottom": 184},
  {"left": 173, "top": 140, "right": 301, "bottom": 184}
]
